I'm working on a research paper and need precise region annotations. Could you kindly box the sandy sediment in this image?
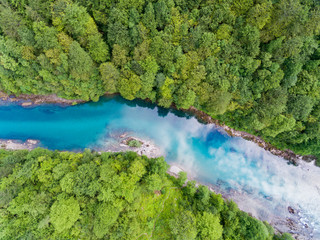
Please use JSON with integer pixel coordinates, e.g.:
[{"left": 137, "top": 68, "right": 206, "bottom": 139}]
[
  {"left": 0, "top": 91, "right": 84, "bottom": 106},
  {"left": 96, "top": 132, "right": 165, "bottom": 159},
  {"left": 119, "top": 136, "right": 164, "bottom": 158},
  {"left": 0, "top": 139, "right": 40, "bottom": 150}
]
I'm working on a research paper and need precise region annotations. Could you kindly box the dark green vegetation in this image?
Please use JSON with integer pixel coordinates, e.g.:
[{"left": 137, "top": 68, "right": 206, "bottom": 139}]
[
  {"left": 0, "top": 0, "right": 319, "bottom": 162},
  {"left": 0, "top": 148, "right": 293, "bottom": 239},
  {"left": 127, "top": 139, "right": 143, "bottom": 148}
]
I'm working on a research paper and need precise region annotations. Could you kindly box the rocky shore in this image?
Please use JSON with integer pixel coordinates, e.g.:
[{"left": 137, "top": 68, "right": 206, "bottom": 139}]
[
  {"left": 118, "top": 136, "right": 164, "bottom": 158},
  {"left": 95, "top": 131, "right": 165, "bottom": 159},
  {"left": 0, "top": 91, "right": 84, "bottom": 106},
  {"left": 0, "top": 139, "right": 40, "bottom": 150},
  {"left": 0, "top": 134, "right": 164, "bottom": 159}
]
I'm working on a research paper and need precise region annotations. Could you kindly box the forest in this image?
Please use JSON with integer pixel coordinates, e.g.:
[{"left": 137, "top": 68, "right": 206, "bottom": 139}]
[
  {"left": 0, "top": 0, "right": 319, "bottom": 163},
  {"left": 0, "top": 148, "right": 293, "bottom": 239}
]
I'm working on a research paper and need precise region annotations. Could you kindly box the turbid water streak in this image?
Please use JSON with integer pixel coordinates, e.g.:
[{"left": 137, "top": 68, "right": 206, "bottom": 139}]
[{"left": 0, "top": 96, "right": 319, "bottom": 239}]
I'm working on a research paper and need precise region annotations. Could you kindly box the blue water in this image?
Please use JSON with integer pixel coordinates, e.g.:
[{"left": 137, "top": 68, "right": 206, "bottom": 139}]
[{"left": 1, "top": 96, "right": 320, "bottom": 238}]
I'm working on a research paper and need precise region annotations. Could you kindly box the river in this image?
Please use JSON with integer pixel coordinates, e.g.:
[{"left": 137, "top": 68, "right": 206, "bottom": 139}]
[{"left": 0, "top": 96, "right": 319, "bottom": 239}]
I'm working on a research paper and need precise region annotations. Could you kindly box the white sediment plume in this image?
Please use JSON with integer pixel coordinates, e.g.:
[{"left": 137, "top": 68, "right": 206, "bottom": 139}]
[{"left": 205, "top": 138, "right": 320, "bottom": 239}]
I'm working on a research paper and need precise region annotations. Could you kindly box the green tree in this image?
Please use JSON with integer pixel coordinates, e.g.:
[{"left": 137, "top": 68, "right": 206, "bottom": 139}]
[
  {"left": 137, "top": 56, "right": 159, "bottom": 100},
  {"left": 0, "top": 5, "right": 22, "bottom": 39},
  {"left": 288, "top": 95, "right": 314, "bottom": 121},
  {"left": 50, "top": 196, "right": 81, "bottom": 233},
  {"left": 205, "top": 91, "right": 232, "bottom": 116},
  {"left": 158, "top": 76, "right": 174, "bottom": 108},
  {"left": 174, "top": 85, "right": 196, "bottom": 109},
  {"left": 170, "top": 210, "right": 197, "bottom": 240},
  {"left": 93, "top": 202, "right": 121, "bottom": 238},
  {"left": 68, "top": 41, "right": 94, "bottom": 81},
  {"left": 118, "top": 70, "right": 141, "bottom": 100},
  {"left": 112, "top": 44, "right": 128, "bottom": 67},
  {"left": 196, "top": 212, "right": 223, "bottom": 240},
  {"left": 246, "top": 1, "right": 272, "bottom": 29},
  {"left": 87, "top": 34, "right": 109, "bottom": 63},
  {"left": 262, "top": 114, "right": 296, "bottom": 137},
  {"left": 145, "top": 173, "right": 163, "bottom": 191},
  {"left": 99, "top": 62, "right": 119, "bottom": 93},
  {"left": 177, "top": 171, "right": 187, "bottom": 187},
  {"left": 33, "top": 21, "right": 59, "bottom": 50}
]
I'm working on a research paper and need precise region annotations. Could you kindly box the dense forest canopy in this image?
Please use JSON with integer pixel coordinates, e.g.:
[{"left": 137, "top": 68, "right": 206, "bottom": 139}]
[
  {"left": 0, "top": 0, "right": 319, "bottom": 162},
  {"left": 0, "top": 148, "right": 293, "bottom": 239}
]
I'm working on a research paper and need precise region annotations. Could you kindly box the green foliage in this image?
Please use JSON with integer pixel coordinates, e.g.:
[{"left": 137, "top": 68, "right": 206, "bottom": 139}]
[
  {"left": 87, "top": 34, "right": 110, "bottom": 63},
  {"left": 216, "top": 24, "right": 233, "bottom": 40},
  {"left": 99, "top": 62, "right": 119, "bottom": 93},
  {"left": 118, "top": 70, "right": 141, "bottom": 100},
  {"left": 50, "top": 196, "right": 81, "bottom": 232},
  {"left": 197, "top": 212, "right": 223, "bottom": 240},
  {"left": 0, "top": 149, "right": 288, "bottom": 239},
  {"left": 177, "top": 171, "right": 187, "bottom": 187},
  {"left": 68, "top": 41, "right": 94, "bottom": 81},
  {"left": 287, "top": 95, "right": 314, "bottom": 121},
  {"left": 169, "top": 210, "right": 197, "bottom": 240},
  {"left": 174, "top": 85, "right": 196, "bottom": 109},
  {"left": 205, "top": 91, "right": 233, "bottom": 115},
  {"left": 246, "top": 0, "right": 272, "bottom": 29},
  {"left": 127, "top": 139, "right": 142, "bottom": 148},
  {"left": 274, "top": 233, "right": 295, "bottom": 240},
  {"left": 33, "top": 22, "right": 59, "bottom": 50},
  {"left": 93, "top": 202, "right": 121, "bottom": 238},
  {"left": 0, "top": 0, "right": 319, "bottom": 161},
  {"left": 158, "top": 76, "right": 174, "bottom": 108}
]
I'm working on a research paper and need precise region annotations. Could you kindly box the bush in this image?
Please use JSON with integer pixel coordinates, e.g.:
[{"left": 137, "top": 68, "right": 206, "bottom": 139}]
[{"left": 127, "top": 139, "right": 142, "bottom": 148}]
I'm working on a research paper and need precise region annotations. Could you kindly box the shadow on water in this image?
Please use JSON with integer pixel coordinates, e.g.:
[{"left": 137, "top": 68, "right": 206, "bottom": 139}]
[{"left": 86, "top": 95, "right": 195, "bottom": 120}]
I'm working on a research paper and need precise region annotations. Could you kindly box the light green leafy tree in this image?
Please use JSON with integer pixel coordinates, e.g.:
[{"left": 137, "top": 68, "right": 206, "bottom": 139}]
[{"left": 50, "top": 196, "right": 81, "bottom": 233}]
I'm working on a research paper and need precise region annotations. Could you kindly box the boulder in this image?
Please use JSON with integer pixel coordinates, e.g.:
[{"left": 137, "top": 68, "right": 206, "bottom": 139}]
[
  {"left": 22, "top": 102, "right": 32, "bottom": 107},
  {"left": 288, "top": 206, "right": 295, "bottom": 214}
]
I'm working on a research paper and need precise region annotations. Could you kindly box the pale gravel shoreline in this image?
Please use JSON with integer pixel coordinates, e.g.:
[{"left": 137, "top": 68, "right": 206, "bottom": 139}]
[
  {"left": 97, "top": 135, "right": 165, "bottom": 159},
  {"left": 0, "top": 91, "right": 84, "bottom": 106},
  {"left": 0, "top": 139, "right": 40, "bottom": 150},
  {"left": 0, "top": 135, "right": 164, "bottom": 159}
]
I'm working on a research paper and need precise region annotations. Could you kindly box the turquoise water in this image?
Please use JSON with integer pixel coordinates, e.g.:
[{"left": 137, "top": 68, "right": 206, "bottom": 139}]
[{"left": 1, "top": 96, "right": 319, "bottom": 238}]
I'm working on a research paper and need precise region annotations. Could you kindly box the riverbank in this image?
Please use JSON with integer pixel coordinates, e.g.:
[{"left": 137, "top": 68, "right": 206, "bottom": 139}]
[
  {"left": 0, "top": 139, "right": 40, "bottom": 150},
  {"left": 185, "top": 106, "right": 316, "bottom": 166},
  {"left": 0, "top": 134, "right": 164, "bottom": 159},
  {"left": 167, "top": 163, "right": 313, "bottom": 240},
  {"left": 0, "top": 91, "right": 316, "bottom": 166},
  {"left": 0, "top": 91, "right": 84, "bottom": 106},
  {"left": 96, "top": 134, "right": 165, "bottom": 159}
]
